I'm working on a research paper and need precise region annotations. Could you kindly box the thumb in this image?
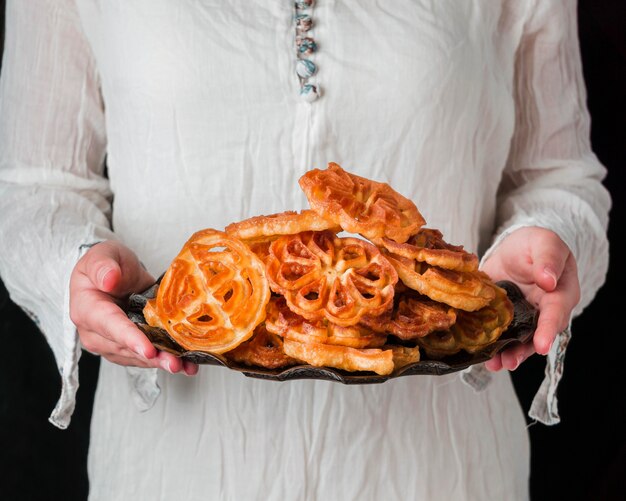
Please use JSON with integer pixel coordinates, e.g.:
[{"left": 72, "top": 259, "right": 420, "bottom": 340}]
[
  {"left": 86, "top": 242, "right": 154, "bottom": 297},
  {"left": 530, "top": 232, "right": 570, "bottom": 292}
]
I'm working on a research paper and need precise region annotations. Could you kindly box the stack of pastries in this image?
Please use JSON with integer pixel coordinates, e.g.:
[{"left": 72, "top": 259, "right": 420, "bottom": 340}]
[{"left": 143, "top": 163, "right": 514, "bottom": 376}]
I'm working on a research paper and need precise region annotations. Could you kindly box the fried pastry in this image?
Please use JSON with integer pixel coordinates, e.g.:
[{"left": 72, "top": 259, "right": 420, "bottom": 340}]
[
  {"left": 143, "top": 229, "right": 270, "bottom": 354},
  {"left": 384, "top": 253, "right": 496, "bottom": 311},
  {"left": 224, "top": 324, "right": 298, "bottom": 369},
  {"left": 388, "top": 344, "right": 421, "bottom": 370},
  {"left": 375, "top": 228, "right": 478, "bottom": 272},
  {"left": 140, "top": 164, "right": 517, "bottom": 373},
  {"left": 266, "top": 230, "right": 398, "bottom": 326},
  {"left": 299, "top": 162, "right": 425, "bottom": 243},
  {"left": 225, "top": 209, "right": 340, "bottom": 243},
  {"left": 417, "top": 284, "right": 514, "bottom": 358},
  {"left": 246, "top": 240, "right": 272, "bottom": 263},
  {"left": 266, "top": 296, "right": 387, "bottom": 349},
  {"left": 283, "top": 337, "right": 395, "bottom": 376},
  {"left": 360, "top": 292, "right": 457, "bottom": 340}
]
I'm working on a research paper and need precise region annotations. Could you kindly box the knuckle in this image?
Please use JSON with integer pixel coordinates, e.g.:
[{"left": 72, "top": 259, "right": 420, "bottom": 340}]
[
  {"left": 80, "top": 335, "right": 98, "bottom": 354},
  {"left": 69, "top": 307, "right": 81, "bottom": 327}
]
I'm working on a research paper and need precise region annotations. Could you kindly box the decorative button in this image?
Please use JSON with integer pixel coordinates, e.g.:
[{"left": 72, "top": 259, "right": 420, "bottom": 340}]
[
  {"left": 293, "top": 2, "right": 318, "bottom": 101},
  {"left": 295, "top": 0, "right": 314, "bottom": 8},
  {"left": 300, "top": 84, "right": 319, "bottom": 102},
  {"left": 296, "top": 14, "right": 313, "bottom": 32},
  {"left": 296, "top": 59, "right": 317, "bottom": 79},
  {"left": 296, "top": 36, "right": 317, "bottom": 55}
]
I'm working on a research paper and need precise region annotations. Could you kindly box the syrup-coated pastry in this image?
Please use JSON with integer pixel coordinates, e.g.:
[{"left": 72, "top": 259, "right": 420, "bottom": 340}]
[
  {"left": 246, "top": 240, "right": 272, "bottom": 263},
  {"left": 417, "top": 284, "right": 514, "bottom": 358},
  {"left": 299, "top": 162, "right": 425, "bottom": 243},
  {"left": 450, "top": 283, "right": 514, "bottom": 353},
  {"left": 283, "top": 337, "right": 395, "bottom": 376},
  {"left": 375, "top": 228, "right": 478, "bottom": 272},
  {"left": 225, "top": 209, "right": 340, "bottom": 243},
  {"left": 265, "top": 296, "right": 387, "bottom": 349},
  {"left": 360, "top": 292, "right": 457, "bottom": 340},
  {"left": 266, "top": 230, "right": 398, "bottom": 326},
  {"left": 388, "top": 345, "right": 421, "bottom": 370},
  {"left": 143, "top": 229, "right": 270, "bottom": 354},
  {"left": 224, "top": 324, "right": 298, "bottom": 369},
  {"left": 414, "top": 330, "right": 460, "bottom": 359},
  {"left": 384, "top": 253, "right": 496, "bottom": 311}
]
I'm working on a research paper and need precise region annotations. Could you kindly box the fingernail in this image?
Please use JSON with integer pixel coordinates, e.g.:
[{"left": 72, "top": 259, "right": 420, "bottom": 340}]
[
  {"left": 544, "top": 267, "right": 558, "bottom": 290},
  {"left": 97, "top": 267, "right": 112, "bottom": 288},
  {"left": 161, "top": 359, "right": 172, "bottom": 373}
]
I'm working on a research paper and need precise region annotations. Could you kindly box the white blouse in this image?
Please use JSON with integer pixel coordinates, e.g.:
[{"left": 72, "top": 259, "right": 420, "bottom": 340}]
[{"left": 0, "top": 1, "right": 610, "bottom": 499}]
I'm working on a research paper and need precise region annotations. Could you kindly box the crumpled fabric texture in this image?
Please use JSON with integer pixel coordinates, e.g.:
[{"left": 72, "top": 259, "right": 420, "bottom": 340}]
[{"left": 0, "top": 0, "right": 609, "bottom": 499}]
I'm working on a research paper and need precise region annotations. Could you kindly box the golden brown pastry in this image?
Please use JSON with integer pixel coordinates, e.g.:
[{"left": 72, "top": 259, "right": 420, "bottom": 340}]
[
  {"left": 265, "top": 230, "right": 398, "bottom": 326},
  {"left": 383, "top": 253, "right": 496, "bottom": 311},
  {"left": 143, "top": 229, "right": 270, "bottom": 354},
  {"left": 360, "top": 292, "right": 457, "bottom": 340},
  {"left": 224, "top": 324, "right": 298, "bottom": 369},
  {"left": 299, "top": 162, "right": 425, "bottom": 243},
  {"left": 265, "top": 296, "right": 387, "bottom": 349},
  {"left": 417, "top": 284, "right": 514, "bottom": 358},
  {"left": 374, "top": 228, "right": 478, "bottom": 272},
  {"left": 283, "top": 337, "right": 395, "bottom": 376},
  {"left": 225, "top": 209, "right": 340, "bottom": 243},
  {"left": 388, "top": 344, "right": 421, "bottom": 370}
]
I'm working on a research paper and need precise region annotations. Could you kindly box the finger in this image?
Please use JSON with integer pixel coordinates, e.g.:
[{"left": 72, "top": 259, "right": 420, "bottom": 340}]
[
  {"left": 76, "top": 291, "right": 159, "bottom": 360},
  {"left": 109, "top": 253, "right": 155, "bottom": 298},
  {"left": 155, "top": 350, "right": 185, "bottom": 374},
  {"left": 499, "top": 342, "right": 537, "bottom": 371},
  {"left": 84, "top": 242, "right": 154, "bottom": 297},
  {"left": 80, "top": 329, "right": 141, "bottom": 359},
  {"left": 80, "top": 332, "right": 159, "bottom": 368},
  {"left": 101, "top": 354, "right": 155, "bottom": 368},
  {"left": 533, "top": 294, "right": 569, "bottom": 355},
  {"left": 83, "top": 243, "right": 124, "bottom": 292},
  {"left": 530, "top": 233, "right": 570, "bottom": 292},
  {"left": 484, "top": 354, "right": 503, "bottom": 372},
  {"left": 183, "top": 360, "right": 199, "bottom": 376},
  {"left": 558, "top": 253, "right": 581, "bottom": 309},
  {"left": 533, "top": 256, "right": 579, "bottom": 355},
  {"left": 102, "top": 353, "right": 188, "bottom": 374},
  {"left": 81, "top": 330, "right": 187, "bottom": 374}
]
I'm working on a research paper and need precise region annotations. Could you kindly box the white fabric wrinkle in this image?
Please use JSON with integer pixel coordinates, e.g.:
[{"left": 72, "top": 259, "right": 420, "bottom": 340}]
[
  {"left": 529, "top": 325, "right": 571, "bottom": 425},
  {"left": 52, "top": 239, "right": 100, "bottom": 429},
  {"left": 125, "top": 367, "right": 160, "bottom": 412},
  {"left": 237, "top": 122, "right": 253, "bottom": 221},
  {"left": 461, "top": 363, "right": 493, "bottom": 392},
  {"left": 483, "top": 396, "right": 506, "bottom": 500},
  {"left": 191, "top": 380, "right": 208, "bottom": 460},
  {"left": 444, "top": 406, "right": 463, "bottom": 497},
  {"left": 171, "top": 107, "right": 197, "bottom": 209}
]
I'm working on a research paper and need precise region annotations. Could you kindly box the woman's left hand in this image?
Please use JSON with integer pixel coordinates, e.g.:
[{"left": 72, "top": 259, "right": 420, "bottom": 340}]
[{"left": 480, "top": 227, "right": 581, "bottom": 371}]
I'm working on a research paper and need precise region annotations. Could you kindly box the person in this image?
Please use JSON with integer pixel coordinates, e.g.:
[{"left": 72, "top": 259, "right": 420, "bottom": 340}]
[{"left": 0, "top": 1, "right": 610, "bottom": 499}]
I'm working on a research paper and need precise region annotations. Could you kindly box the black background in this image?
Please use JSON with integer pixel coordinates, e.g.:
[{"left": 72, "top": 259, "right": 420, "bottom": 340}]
[{"left": 0, "top": 2, "right": 624, "bottom": 500}]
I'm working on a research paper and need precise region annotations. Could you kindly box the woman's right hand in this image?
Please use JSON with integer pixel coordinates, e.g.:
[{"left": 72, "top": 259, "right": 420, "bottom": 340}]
[{"left": 69, "top": 240, "right": 198, "bottom": 375}]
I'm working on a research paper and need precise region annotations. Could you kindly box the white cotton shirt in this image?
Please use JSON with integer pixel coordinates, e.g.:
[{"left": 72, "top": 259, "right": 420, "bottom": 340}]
[{"left": 0, "top": 1, "right": 610, "bottom": 500}]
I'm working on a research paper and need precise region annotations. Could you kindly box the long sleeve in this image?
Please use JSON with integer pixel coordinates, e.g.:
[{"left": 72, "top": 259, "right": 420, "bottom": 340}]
[
  {"left": 481, "top": 1, "right": 611, "bottom": 424},
  {"left": 0, "top": 0, "right": 115, "bottom": 428}
]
